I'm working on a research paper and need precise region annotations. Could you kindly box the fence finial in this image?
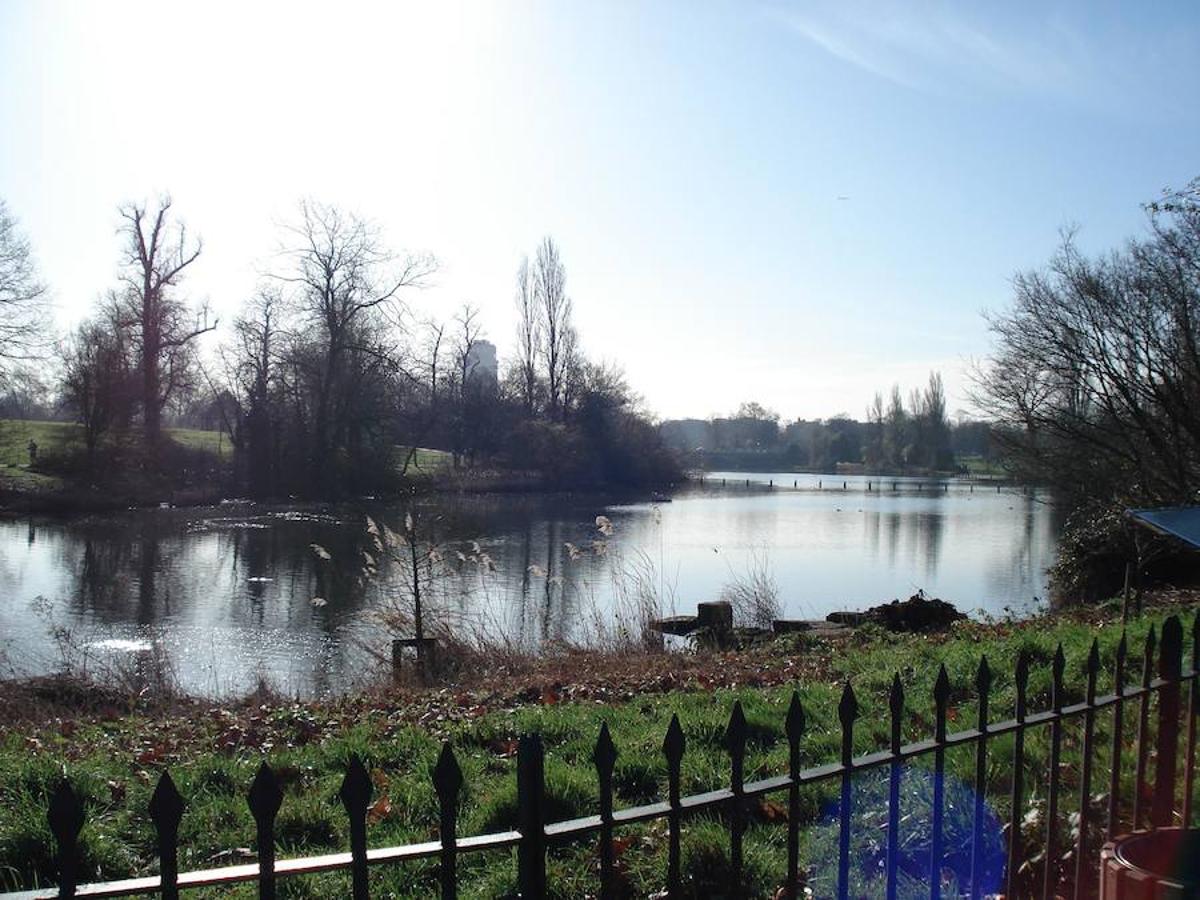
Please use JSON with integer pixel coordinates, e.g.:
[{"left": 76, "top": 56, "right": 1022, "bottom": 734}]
[
  {"left": 339, "top": 755, "right": 373, "bottom": 817},
  {"left": 934, "top": 664, "right": 951, "bottom": 742},
  {"left": 48, "top": 778, "right": 84, "bottom": 897},
  {"left": 433, "top": 744, "right": 463, "bottom": 900},
  {"left": 786, "top": 691, "right": 805, "bottom": 744},
  {"left": 593, "top": 723, "right": 618, "bottom": 779},
  {"left": 247, "top": 762, "right": 283, "bottom": 900},
  {"left": 1160, "top": 615, "right": 1184, "bottom": 679},
  {"left": 339, "top": 756, "right": 372, "bottom": 900},
  {"left": 838, "top": 682, "right": 858, "bottom": 767},
  {"left": 1014, "top": 650, "right": 1030, "bottom": 719},
  {"left": 888, "top": 673, "right": 904, "bottom": 754},
  {"left": 975, "top": 656, "right": 992, "bottom": 696},
  {"left": 149, "top": 771, "right": 185, "bottom": 900},
  {"left": 725, "top": 701, "right": 748, "bottom": 764},
  {"left": 434, "top": 744, "right": 464, "bottom": 804},
  {"left": 663, "top": 713, "right": 685, "bottom": 765}
]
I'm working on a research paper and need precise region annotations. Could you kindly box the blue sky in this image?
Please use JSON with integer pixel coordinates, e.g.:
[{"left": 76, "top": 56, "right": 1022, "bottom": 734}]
[{"left": 1, "top": 0, "right": 1197, "bottom": 420}]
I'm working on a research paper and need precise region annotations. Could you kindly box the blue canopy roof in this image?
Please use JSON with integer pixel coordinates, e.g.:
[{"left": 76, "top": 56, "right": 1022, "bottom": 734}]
[{"left": 1128, "top": 507, "right": 1200, "bottom": 550}]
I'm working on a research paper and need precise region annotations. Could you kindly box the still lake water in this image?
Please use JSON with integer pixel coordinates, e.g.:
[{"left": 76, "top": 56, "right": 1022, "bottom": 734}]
[{"left": 0, "top": 473, "right": 1060, "bottom": 697}]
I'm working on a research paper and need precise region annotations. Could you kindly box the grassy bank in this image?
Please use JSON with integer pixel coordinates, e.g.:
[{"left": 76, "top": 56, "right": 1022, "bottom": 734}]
[
  {"left": 0, "top": 419, "right": 463, "bottom": 511},
  {"left": 2, "top": 593, "right": 1196, "bottom": 897}
]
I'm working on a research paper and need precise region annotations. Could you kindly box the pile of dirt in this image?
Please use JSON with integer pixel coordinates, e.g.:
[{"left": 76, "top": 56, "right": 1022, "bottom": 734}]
[{"left": 827, "top": 590, "right": 967, "bottom": 633}]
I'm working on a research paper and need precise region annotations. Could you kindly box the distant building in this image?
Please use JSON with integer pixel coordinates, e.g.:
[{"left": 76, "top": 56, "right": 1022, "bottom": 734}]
[
  {"left": 659, "top": 418, "right": 710, "bottom": 451},
  {"left": 466, "top": 339, "right": 498, "bottom": 384}
]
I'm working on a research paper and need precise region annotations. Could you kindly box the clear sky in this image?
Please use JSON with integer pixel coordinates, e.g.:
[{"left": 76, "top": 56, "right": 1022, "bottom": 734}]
[{"left": 1, "top": 1, "right": 1197, "bottom": 421}]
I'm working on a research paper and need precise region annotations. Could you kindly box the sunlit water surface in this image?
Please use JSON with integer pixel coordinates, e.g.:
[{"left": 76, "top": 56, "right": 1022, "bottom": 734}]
[{"left": 0, "top": 473, "right": 1059, "bottom": 697}]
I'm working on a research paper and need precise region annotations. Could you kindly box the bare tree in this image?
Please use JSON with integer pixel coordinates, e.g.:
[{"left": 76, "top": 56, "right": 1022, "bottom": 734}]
[
  {"left": 0, "top": 199, "right": 50, "bottom": 378},
  {"left": 514, "top": 255, "right": 539, "bottom": 413},
  {"left": 452, "top": 303, "right": 483, "bottom": 390},
  {"left": 449, "top": 303, "right": 486, "bottom": 467},
  {"left": 111, "top": 198, "right": 214, "bottom": 447},
  {"left": 272, "top": 200, "right": 434, "bottom": 481},
  {"left": 974, "top": 181, "right": 1200, "bottom": 504},
  {"left": 223, "top": 289, "right": 284, "bottom": 493},
  {"left": 533, "top": 237, "right": 574, "bottom": 419},
  {"left": 60, "top": 315, "right": 135, "bottom": 461}
]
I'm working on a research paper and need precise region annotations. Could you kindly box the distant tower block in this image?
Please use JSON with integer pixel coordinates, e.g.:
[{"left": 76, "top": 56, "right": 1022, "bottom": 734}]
[{"left": 466, "top": 340, "right": 498, "bottom": 384}]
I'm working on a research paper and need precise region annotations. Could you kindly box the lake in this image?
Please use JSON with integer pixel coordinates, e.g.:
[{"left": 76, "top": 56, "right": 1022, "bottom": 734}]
[{"left": 0, "top": 473, "right": 1060, "bottom": 697}]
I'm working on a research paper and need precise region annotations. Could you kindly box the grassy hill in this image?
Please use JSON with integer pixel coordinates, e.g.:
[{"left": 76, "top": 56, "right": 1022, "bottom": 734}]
[{"left": 0, "top": 418, "right": 453, "bottom": 501}]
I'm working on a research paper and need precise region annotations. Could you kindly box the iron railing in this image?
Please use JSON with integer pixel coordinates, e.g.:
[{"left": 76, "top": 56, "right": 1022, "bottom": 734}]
[{"left": 4, "top": 612, "right": 1197, "bottom": 899}]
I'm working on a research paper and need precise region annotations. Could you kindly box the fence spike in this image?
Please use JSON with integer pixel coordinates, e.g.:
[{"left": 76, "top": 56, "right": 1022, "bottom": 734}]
[
  {"left": 149, "top": 771, "right": 185, "bottom": 900},
  {"left": 593, "top": 724, "right": 618, "bottom": 900},
  {"left": 970, "top": 658, "right": 991, "bottom": 900},
  {"left": 933, "top": 664, "right": 951, "bottom": 741},
  {"left": 1073, "top": 640, "right": 1102, "bottom": 899},
  {"left": 516, "top": 734, "right": 546, "bottom": 900},
  {"left": 433, "top": 744, "right": 463, "bottom": 900},
  {"left": 663, "top": 714, "right": 684, "bottom": 897},
  {"left": 1085, "top": 639, "right": 1100, "bottom": 693},
  {"left": 725, "top": 701, "right": 748, "bottom": 889},
  {"left": 247, "top": 761, "right": 283, "bottom": 900},
  {"left": 1005, "top": 651, "right": 1029, "bottom": 900},
  {"left": 887, "top": 674, "right": 904, "bottom": 900},
  {"left": 339, "top": 756, "right": 372, "bottom": 900},
  {"left": 838, "top": 682, "right": 858, "bottom": 753},
  {"left": 1153, "top": 616, "right": 1184, "bottom": 828},
  {"left": 593, "top": 722, "right": 618, "bottom": 778},
  {"left": 786, "top": 692, "right": 803, "bottom": 897},
  {"left": 48, "top": 778, "right": 84, "bottom": 898},
  {"left": 1134, "top": 626, "right": 1156, "bottom": 830},
  {"left": 1015, "top": 650, "right": 1030, "bottom": 719},
  {"left": 931, "top": 666, "right": 950, "bottom": 900},
  {"left": 1043, "top": 646, "right": 1066, "bottom": 900},
  {"left": 837, "top": 682, "right": 856, "bottom": 900},
  {"left": 339, "top": 756, "right": 373, "bottom": 816},
  {"left": 725, "top": 700, "right": 748, "bottom": 783},
  {"left": 975, "top": 656, "right": 992, "bottom": 698},
  {"left": 885, "top": 674, "right": 903, "bottom": 750},
  {"left": 1186, "top": 615, "right": 1200, "bottom": 829},
  {"left": 1108, "top": 632, "right": 1129, "bottom": 839},
  {"left": 785, "top": 691, "right": 805, "bottom": 743},
  {"left": 1051, "top": 643, "right": 1066, "bottom": 709},
  {"left": 433, "top": 743, "right": 464, "bottom": 803},
  {"left": 663, "top": 713, "right": 685, "bottom": 765}
]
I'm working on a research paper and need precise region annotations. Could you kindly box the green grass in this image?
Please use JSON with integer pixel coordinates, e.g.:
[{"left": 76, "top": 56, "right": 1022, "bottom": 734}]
[
  {"left": 0, "top": 419, "right": 236, "bottom": 494},
  {"left": 0, "top": 419, "right": 80, "bottom": 491},
  {"left": 167, "top": 426, "right": 232, "bottom": 460},
  {"left": 396, "top": 445, "right": 453, "bottom": 474},
  {"left": 2, "top": 603, "right": 1195, "bottom": 897},
  {"left": 958, "top": 454, "right": 1008, "bottom": 478}
]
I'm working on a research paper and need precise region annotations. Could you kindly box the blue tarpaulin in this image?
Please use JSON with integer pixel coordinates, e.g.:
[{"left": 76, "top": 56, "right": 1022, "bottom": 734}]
[{"left": 1128, "top": 507, "right": 1200, "bottom": 550}]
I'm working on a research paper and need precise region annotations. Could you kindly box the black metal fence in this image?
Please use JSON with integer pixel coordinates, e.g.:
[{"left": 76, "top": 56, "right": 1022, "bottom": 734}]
[{"left": 5, "top": 613, "right": 1197, "bottom": 899}]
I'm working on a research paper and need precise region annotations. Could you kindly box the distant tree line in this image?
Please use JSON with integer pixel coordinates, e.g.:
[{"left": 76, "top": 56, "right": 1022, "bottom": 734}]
[
  {"left": 661, "top": 375, "right": 991, "bottom": 473},
  {"left": 0, "top": 196, "right": 680, "bottom": 497}
]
